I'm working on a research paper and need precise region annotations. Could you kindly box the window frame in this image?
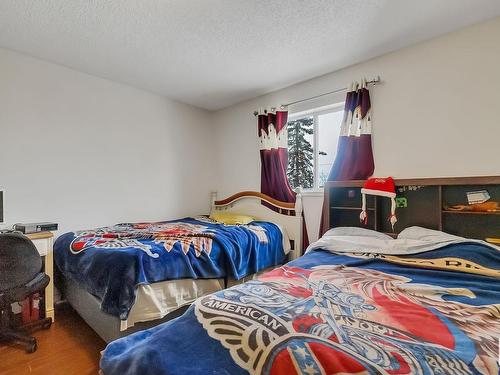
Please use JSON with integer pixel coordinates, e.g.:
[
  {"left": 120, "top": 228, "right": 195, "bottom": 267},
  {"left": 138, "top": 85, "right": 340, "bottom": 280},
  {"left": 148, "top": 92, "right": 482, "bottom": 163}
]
[{"left": 288, "top": 102, "right": 345, "bottom": 191}]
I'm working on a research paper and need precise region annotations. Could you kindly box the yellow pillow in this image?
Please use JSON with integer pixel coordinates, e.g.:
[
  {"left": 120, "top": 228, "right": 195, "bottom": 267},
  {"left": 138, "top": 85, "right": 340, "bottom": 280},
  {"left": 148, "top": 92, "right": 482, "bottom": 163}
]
[{"left": 209, "top": 212, "right": 254, "bottom": 225}]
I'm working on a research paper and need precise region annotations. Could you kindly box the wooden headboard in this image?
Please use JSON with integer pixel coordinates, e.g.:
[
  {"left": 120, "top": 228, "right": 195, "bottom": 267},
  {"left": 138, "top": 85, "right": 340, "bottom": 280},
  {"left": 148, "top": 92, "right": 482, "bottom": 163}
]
[
  {"left": 211, "top": 191, "right": 303, "bottom": 259},
  {"left": 324, "top": 176, "right": 500, "bottom": 241}
]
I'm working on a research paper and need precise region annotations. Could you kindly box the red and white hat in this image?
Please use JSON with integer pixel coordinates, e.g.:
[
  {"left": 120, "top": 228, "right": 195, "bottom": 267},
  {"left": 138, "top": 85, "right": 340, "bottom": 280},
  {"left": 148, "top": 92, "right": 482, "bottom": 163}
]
[{"left": 360, "top": 177, "right": 397, "bottom": 230}]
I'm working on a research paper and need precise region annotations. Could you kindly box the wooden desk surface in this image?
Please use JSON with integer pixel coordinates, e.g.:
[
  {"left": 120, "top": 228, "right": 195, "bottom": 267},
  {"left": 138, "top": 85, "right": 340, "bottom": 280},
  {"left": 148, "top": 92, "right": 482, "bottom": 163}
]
[{"left": 26, "top": 231, "right": 54, "bottom": 240}]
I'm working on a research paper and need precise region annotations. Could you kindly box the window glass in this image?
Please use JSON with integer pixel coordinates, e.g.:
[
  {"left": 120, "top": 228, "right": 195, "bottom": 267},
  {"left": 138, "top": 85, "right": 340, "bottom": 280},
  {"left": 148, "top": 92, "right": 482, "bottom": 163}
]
[
  {"left": 287, "top": 116, "right": 314, "bottom": 189},
  {"left": 317, "top": 111, "right": 343, "bottom": 187},
  {"left": 286, "top": 106, "right": 343, "bottom": 190}
]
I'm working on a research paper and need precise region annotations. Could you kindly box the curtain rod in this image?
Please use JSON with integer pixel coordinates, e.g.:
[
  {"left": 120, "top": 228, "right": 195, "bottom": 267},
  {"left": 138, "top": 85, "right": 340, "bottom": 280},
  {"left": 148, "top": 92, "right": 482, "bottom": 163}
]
[{"left": 253, "top": 76, "right": 381, "bottom": 116}]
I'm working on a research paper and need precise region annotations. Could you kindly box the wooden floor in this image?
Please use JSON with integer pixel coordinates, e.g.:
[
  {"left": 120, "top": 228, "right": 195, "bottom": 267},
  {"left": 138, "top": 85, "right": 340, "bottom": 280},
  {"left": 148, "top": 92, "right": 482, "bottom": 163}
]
[{"left": 0, "top": 306, "right": 105, "bottom": 375}]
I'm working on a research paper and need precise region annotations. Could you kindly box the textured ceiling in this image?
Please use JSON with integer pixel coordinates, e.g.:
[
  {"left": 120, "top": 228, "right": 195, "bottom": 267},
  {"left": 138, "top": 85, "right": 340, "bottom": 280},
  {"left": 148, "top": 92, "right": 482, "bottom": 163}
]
[{"left": 1, "top": 1, "right": 500, "bottom": 111}]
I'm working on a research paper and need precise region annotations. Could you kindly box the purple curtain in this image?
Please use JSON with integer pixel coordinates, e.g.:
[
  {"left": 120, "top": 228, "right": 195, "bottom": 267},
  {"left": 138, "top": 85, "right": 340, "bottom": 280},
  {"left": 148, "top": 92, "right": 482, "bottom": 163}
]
[
  {"left": 258, "top": 110, "right": 309, "bottom": 251},
  {"left": 258, "top": 111, "right": 296, "bottom": 203},
  {"left": 328, "top": 80, "right": 374, "bottom": 180},
  {"left": 320, "top": 80, "right": 375, "bottom": 236}
]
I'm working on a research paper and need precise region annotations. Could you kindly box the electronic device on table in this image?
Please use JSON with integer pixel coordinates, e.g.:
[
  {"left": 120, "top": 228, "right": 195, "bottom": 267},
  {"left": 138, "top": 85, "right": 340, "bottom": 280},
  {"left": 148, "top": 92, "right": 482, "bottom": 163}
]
[{"left": 13, "top": 222, "right": 58, "bottom": 234}]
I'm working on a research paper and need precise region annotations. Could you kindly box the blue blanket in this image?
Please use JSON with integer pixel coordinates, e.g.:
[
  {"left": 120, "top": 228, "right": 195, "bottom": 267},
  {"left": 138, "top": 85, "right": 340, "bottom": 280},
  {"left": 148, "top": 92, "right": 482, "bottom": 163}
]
[
  {"left": 54, "top": 217, "right": 286, "bottom": 319},
  {"left": 101, "top": 242, "right": 500, "bottom": 375}
]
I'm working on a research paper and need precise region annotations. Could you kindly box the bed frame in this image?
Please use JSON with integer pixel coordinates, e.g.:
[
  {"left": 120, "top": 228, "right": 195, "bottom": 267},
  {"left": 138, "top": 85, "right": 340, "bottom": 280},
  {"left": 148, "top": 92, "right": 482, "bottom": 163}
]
[
  {"left": 63, "top": 190, "right": 303, "bottom": 343},
  {"left": 211, "top": 190, "right": 303, "bottom": 259}
]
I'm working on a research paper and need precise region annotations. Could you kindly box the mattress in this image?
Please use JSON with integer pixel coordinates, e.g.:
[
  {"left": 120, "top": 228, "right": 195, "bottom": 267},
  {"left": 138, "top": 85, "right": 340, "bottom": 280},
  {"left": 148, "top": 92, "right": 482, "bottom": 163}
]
[
  {"left": 64, "top": 267, "right": 275, "bottom": 342},
  {"left": 64, "top": 277, "right": 188, "bottom": 343},
  {"left": 122, "top": 267, "right": 273, "bottom": 330}
]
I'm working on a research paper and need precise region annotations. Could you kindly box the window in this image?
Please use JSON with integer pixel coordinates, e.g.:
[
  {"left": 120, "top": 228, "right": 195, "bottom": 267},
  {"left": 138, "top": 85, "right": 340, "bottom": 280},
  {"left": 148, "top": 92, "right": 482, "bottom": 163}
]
[{"left": 287, "top": 104, "right": 344, "bottom": 190}]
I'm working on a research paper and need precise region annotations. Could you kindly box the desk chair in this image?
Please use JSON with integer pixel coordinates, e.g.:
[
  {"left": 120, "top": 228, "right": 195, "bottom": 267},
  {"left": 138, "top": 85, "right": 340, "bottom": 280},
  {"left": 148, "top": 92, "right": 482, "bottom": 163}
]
[{"left": 0, "top": 232, "right": 52, "bottom": 353}]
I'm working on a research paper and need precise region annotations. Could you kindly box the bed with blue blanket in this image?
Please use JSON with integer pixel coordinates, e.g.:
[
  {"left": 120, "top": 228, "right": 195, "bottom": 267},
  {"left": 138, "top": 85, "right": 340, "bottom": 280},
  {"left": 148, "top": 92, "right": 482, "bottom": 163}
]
[
  {"left": 54, "top": 216, "right": 290, "bottom": 341},
  {"left": 101, "top": 227, "right": 500, "bottom": 375}
]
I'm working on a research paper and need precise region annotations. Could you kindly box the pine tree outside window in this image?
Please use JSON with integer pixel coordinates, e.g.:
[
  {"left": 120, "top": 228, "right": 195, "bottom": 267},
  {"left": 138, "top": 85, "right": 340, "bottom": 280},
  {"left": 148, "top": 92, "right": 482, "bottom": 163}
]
[{"left": 287, "top": 103, "right": 344, "bottom": 190}]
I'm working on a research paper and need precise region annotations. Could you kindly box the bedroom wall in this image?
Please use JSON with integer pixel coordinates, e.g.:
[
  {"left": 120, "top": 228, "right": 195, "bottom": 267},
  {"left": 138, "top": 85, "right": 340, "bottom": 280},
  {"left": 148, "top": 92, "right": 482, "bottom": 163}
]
[
  {"left": 0, "top": 48, "right": 214, "bottom": 235},
  {"left": 211, "top": 17, "right": 500, "bottom": 242}
]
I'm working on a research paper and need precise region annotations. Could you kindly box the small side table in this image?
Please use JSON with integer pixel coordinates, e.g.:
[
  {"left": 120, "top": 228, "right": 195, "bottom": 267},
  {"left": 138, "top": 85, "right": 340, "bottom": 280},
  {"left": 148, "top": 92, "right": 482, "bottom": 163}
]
[{"left": 26, "top": 232, "right": 55, "bottom": 321}]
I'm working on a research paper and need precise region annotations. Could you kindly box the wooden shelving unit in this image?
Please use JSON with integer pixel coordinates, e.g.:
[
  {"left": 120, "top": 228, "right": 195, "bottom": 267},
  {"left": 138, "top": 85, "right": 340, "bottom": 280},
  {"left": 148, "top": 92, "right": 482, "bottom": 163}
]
[
  {"left": 330, "top": 206, "right": 375, "bottom": 211},
  {"left": 442, "top": 210, "right": 500, "bottom": 215},
  {"left": 324, "top": 176, "right": 500, "bottom": 240},
  {"left": 382, "top": 232, "right": 398, "bottom": 238}
]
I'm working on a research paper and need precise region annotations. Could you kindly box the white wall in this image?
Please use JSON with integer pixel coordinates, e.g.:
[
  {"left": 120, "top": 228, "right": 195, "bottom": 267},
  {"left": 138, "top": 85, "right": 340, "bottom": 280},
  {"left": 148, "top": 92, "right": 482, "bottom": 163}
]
[
  {"left": 0, "top": 48, "right": 214, "bottom": 235},
  {"left": 2, "top": 17, "right": 499, "bottom": 241},
  {"left": 212, "top": 17, "right": 500, "bottom": 242}
]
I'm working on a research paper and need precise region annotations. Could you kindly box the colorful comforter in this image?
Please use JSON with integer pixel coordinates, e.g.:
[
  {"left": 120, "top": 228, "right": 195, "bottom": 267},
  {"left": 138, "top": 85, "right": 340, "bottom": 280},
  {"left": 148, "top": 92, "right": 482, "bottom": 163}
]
[
  {"left": 101, "top": 236, "right": 500, "bottom": 374},
  {"left": 54, "top": 217, "right": 286, "bottom": 319}
]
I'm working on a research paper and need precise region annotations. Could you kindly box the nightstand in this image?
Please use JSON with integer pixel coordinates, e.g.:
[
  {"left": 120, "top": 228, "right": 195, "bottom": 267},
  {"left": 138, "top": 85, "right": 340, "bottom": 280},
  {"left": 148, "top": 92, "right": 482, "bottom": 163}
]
[{"left": 26, "top": 232, "right": 55, "bottom": 321}]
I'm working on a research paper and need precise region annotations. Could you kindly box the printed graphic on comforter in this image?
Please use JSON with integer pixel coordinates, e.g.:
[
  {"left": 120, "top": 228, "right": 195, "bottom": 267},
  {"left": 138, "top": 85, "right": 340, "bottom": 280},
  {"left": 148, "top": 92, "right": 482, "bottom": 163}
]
[
  {"left": 54, "top": 217, "right": 286, "bottom": 319},
  {"left": 100, "top": 242, "right": 500, "bottom": 375},
  {"left": 195, "top": 263, "right": 498, "bottom": 374}
]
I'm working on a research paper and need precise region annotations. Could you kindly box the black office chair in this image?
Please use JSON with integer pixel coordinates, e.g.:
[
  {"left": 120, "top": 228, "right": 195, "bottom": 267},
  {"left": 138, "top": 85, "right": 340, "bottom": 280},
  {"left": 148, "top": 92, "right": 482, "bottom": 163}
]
[{"left": 0, "top": 232, "right": 52, "bottom": 353}]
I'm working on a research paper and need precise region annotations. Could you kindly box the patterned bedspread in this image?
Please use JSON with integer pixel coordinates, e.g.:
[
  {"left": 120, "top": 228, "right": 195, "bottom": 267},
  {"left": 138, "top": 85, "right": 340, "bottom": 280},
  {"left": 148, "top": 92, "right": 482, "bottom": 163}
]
[
  {"left": 101, "top": 242, "right": 500, "bottom": 374},
  {"left": 54, "top": 217, "right": 286, "bottom": 319}
]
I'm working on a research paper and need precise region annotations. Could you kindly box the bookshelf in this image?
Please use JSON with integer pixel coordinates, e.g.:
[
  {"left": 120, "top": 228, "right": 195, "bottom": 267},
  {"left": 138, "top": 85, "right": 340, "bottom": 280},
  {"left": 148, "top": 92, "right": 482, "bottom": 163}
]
[{"left": 324, "top": 176, "right": 500, "bottom": 240}]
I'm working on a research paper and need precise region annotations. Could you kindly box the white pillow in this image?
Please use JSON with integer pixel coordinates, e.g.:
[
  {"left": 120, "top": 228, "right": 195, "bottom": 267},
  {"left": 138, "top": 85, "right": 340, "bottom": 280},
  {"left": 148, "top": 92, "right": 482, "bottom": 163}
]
[
  {"left": 323, "top": 227, "right": 393, "bottom": 240},
  {"left": 306, "top": 226, "right": 394, "bottom": 254},
  {"left": 308, "top": 225, "right": 494, "bottom": 255},
  {"left": 398, "top": 226, "right": 463, "bottom": 242}
]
